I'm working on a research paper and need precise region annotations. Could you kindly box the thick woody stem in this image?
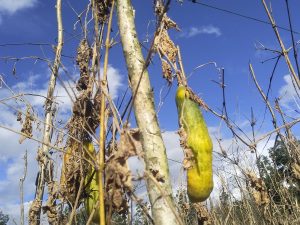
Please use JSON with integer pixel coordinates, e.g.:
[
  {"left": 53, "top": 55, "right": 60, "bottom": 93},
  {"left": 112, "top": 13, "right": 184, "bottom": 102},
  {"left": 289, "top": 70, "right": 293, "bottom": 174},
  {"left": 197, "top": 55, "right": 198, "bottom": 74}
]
[{"left": 29, "top": 0, "right": 63, "bottom": 224}]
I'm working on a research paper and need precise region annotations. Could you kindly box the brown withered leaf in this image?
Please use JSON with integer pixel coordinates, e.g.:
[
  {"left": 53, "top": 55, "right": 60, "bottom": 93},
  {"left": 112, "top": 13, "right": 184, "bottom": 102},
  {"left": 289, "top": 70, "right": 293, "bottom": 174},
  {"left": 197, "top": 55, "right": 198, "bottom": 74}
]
[
  {"left": 193, "top": 203, "right": 212, "bottom": 224},
  {"left": 163, "top": 16, "right": 180, "bottom": 31},
  {"left": 118, "top": 128, "right": 142, "bottom": 159},
  {"left": 161, "top": 59, "right": 173, "bottom": 84},
  {"left": 29, "top": 199, "right": 42, "bottom": 224},
  {"left": 76, "top": 39, "right": 92, "bottom": 91},
  {"left": 105, "top": 128, "right": 142, "bottom": 212},
  {"left": 16, "top": 111, "right": 22, "bottom": 122},
  {"left": 291, "top": 162, "right": 300, "bottom": 180},
  {"left": 112, "top": 189, "right": 124, "bottom": 209},
  {"left": 246, "top": 171, "right": 270, "bottom": 206},
  {"left": 158, "top": 30, "right": 177, "bottom": 63},
  {"left": 95, "top": 0, "right": 112, "bottom": 23},
  {"left": 178, "top": 127, "right": 194, "bottom": 169},
  {"left": 19, "top": 107, "right": 33, "bottom": 144}
]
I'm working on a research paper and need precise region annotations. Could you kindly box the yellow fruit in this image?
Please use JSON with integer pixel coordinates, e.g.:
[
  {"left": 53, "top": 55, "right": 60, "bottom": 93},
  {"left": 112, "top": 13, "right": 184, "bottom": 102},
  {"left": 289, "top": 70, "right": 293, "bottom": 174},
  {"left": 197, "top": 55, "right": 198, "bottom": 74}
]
[
  {"left": 84, "top": 141, "right": 100, "bottom": 223},
  {"left": 176, "top": 86, "right": 213, "bottom": 202}
]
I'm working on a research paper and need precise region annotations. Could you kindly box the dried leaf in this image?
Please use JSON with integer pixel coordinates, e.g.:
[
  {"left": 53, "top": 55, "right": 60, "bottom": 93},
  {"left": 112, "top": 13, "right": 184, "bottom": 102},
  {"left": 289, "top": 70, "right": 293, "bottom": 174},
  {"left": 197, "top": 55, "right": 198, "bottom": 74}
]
[
  {"left": 157, "top": 30, "right": 177, "bottom": 63},
  {"left": 178, "top": 127, "right": 194, "bottom": 169},
  {"left": 246, "top": 171, "right": 270, "bottom": 206},
  {"left": 16, "top": 111, "right": 22, "bottom": 122},
  {"left": 161, "top": 59, "right": 173, "bottom": 84},
  {"left": 118, "top": 128, "right": 142, "bottom": 159},
  {"left": 76, "top": 39, "right": 92, "bottom": 91},
  {"left": 19, "top": 107, "right": 33, "bottom": 144},
  {"left": 291, "top": 163, "right": 300, "bottom": 180},
  {"left": 193, "top": 203, "right": 212, "bottom": 224},
  {"left": 105, "top": 128, "right": 141, "bottom": 212}
]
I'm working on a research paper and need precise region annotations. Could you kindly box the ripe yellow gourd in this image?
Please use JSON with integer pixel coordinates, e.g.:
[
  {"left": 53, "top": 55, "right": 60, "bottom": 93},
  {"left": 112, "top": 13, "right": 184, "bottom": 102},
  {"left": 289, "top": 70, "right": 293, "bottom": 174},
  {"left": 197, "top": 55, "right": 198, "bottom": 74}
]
[
  {"left": 176, "top": 86, "right": 213, "bottom": 202},
  {"left": 84, "top": 141, "right": 100, "bottom": 223}
]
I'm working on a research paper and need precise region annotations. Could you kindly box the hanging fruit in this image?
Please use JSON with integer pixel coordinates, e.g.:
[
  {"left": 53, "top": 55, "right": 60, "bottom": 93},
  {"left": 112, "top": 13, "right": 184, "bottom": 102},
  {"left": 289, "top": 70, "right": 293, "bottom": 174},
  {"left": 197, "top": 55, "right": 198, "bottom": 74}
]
[{"left": 176, "top": 86, "right": 213, "bottom": 202}]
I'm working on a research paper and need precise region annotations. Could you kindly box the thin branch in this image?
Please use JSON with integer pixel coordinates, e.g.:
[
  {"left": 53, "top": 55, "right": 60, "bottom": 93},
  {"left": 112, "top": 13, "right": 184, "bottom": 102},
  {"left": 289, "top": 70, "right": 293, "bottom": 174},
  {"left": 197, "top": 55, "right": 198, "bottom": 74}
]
[
  {"left": 261, "top": 0, "right": 300, "bottom": 88},
  {"left": 285, "top": 0, "right": 300, "bottom": 77},
  {"left": 19, "top": 150, "right": 28, "bottom": 225},
  {"left": 96, "top": 1, "right": 115, "bottom": 225},
  {"left": 29, "top": 0, "right": 64, "bottom": 222}
]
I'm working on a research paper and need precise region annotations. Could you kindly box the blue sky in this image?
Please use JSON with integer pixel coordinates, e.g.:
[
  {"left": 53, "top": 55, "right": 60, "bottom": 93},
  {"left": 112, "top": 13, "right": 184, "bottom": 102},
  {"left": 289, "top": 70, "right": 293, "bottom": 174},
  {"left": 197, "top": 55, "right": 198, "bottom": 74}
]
[{"left": 1, "top": 0, "right": 300, "bottom": 224}]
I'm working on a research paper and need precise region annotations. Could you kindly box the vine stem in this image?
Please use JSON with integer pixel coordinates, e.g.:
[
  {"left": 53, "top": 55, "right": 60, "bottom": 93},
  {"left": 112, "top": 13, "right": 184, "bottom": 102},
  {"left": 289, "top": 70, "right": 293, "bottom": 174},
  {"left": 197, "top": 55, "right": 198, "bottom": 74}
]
[
  {"left": 28, "top": 0, "right": 63, "bottom": 224},
  {"left": 98, "top": 1, "right": 115, "bottom": 225}
]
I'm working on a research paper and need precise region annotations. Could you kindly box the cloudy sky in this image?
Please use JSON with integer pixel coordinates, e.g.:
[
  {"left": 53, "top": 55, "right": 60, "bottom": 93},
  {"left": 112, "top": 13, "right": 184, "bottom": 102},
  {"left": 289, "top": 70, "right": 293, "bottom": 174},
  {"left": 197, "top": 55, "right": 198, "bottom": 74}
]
[{"left": 1, "top": 0, "right": 300, "bottom": 224}]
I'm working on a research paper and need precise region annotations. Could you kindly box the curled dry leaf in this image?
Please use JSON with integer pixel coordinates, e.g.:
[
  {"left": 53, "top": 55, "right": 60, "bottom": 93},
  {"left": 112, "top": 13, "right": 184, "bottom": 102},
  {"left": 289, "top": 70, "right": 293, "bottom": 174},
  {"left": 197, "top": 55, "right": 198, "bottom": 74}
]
[
  {"left": 193, "top": 203, "right": 212, "bottom": 224},
  {"left": 246, "top": 171, "right": 270, "bottom": 206},
  {"left": 95, "top": 0, "right": 112, "bottom": 23},
  {"left": 76, "top": 39, "right": 92, "bottom": 91},
  {"left": 163, "top": 16, "right": 180, "bottom": 31},
  {"left": 105, "top": 128, "right": 142, "bottom": 212},
  {"left": 161, "top": 59, "right": 173, "bottom": 84},
  {"left": 59, "top": 142, "right": 84, "bottom": 205},
  {"left": 44, "top": 180, "right": 59, "bottom": 225},
  {"left": 157, "top": 30, "right": 177, "bottom": 63},
  {"left": 291, "top": 162, "right": 300, "bottom": 180},
  {"left": 19, "top": 107, "right": 33, "bottom": 144},
  {"left": 16, "top": 111, "right": 22, "bottom": 122},
  {"left": 178, "top": 126, "right": 194, "bottom": 169},
  {"left": 29, "top": 199, "right": 42, "bottom": 224}
]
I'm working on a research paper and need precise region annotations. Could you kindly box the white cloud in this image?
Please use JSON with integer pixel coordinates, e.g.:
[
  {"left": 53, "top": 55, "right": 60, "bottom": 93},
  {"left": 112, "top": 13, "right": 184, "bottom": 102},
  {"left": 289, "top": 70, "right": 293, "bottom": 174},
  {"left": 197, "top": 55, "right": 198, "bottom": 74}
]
[
  {"left": 2, "top": 201, "right": 48, "bottom": 225},
  {"left": 278, "top": 74, "right": 300, "bottom": 111},
  {"left": 180, "top": 25, "right": 222, "bottom": 38},
  {"left": 103, "top": 65, "right": 123, "bottom": 100},
  {"left": 0, "top": 0, "right": 37, "bottom": 14},
  {"left": 0, "top": 65, "right": 124, "bottom": 223}
]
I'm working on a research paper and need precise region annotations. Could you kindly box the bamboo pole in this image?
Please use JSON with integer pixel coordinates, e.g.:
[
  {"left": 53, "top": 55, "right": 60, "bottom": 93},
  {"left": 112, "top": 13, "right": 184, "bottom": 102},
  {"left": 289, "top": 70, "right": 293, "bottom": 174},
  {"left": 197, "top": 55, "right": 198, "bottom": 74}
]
[
  {"left": 116, "top": 1, "right": 183, "bottom": 224},
  {"left": 98, "top": 1, "right": 115, "bottom": 225},
  {"left": 28, "top": 0, "right": 63, "bottom": 224}
]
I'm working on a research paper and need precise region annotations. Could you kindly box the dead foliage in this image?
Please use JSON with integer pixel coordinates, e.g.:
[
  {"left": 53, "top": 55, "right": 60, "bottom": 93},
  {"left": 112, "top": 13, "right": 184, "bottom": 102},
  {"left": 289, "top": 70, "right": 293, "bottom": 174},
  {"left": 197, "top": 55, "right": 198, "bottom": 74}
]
[
  {"left": 161, "top": 59, "right": 173, "bottom": 84},
  {"left": 60, "top": 92, "right": 100, "bottom": 206},
  {"left": 291, "top": 162, "right": 300, "bottom": 180},
  {"left": 245, "top": 171, "right": 270, "bottom": 206},
  {"left": 17, "top": 111, "right": 22, "bottom": 122},
  {"left": 76, "top": 39, "right": 92, "bottom": 91},
  {"left": 59, "top": 142, "right": 83, "bottom": 205},
  {"left": 157, "top": 29, "right": 177, "bottom": 63},
  {"left": 105, "top": 128, "right": 142, "bottom": 213},
  {"left": 193, "top": 203, "right": 212, "bottom": 225},
  {"left": 28, "top": 199, "right": 42, "bottom": 225},
  {"left": 178, "top": 124, "right": 195, "bottom": 170},
  {"left": 95, "top": 0, "right": 112, "bottom": 23},
  {"left": 43, "top": 180, "right": 59, "bottom": 225},
  {"left": 19, "top": 106, "right": 34, "bottom": 144}
]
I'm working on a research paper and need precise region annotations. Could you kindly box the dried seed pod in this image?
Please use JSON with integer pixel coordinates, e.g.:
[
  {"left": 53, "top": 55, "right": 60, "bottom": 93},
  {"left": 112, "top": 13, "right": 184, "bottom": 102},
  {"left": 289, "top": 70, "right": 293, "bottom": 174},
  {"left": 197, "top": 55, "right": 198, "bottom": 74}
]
[{"left": 176, "top": 86, "right": 213, "bottom": 202}]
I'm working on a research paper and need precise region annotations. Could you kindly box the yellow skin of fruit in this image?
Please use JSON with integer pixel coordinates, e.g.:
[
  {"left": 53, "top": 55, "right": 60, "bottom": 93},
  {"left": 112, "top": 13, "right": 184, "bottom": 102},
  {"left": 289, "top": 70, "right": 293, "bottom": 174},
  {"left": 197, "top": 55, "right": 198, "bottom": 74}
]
[
  {"left": 84, "top": 141, "right": 100, "bottom": 223},
  {"left": 176, "top": 86, "right": 213, "bottom": 202}
]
